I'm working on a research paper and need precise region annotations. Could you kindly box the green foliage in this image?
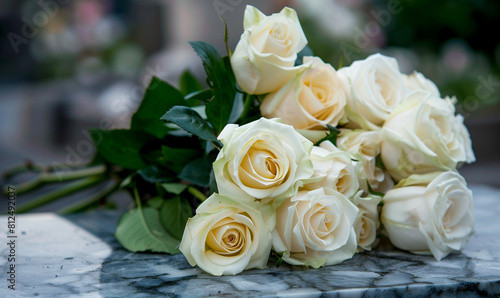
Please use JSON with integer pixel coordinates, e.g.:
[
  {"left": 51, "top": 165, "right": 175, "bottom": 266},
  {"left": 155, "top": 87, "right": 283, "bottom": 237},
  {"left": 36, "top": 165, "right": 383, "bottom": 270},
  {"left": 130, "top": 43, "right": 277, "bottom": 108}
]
[
  {"left": 131, "top": 76, "right": 185, "bottom": 138},
  {"left": 115, "top": 207, "right": 179, "bottom": 254},
  {"left": 276, "top": 255, "right": 284, "bottom": 268},
  {"left": 229, "top": 92, "right": 244, "bottom": 123},
  {"left": 366, "top": 181, "right": 385, "bottom": 197},
  {"left": 138, "top": 165, "right": 175, "bottom": 183},
  {"left": 179, "top": 70, "right": 203, "bottom": 96},
  {"left": 162, "top": 106, "right": 218, "bottom": 142},
  {"left": 178, "top": 156, "right": 215, "bottom": 187},
  {"left": 161, "top": 146, "right": 201, "bottom": 173},
  {"left": 184, "top": 89, "right": 212, "bottom": 107},
  {"left": 189, "top": 41, "right": 236, "bottom": 133},
  {"left": 88, "top": 40, "right": 259, "bottom": 256},
  {"left": 375, "top": 154, "right": 386, "bottom": 171},
  {"left": 89, "top": 129, "right": 155, "bottom": 170},
  {"left": 161, "top": 183, "right": 188, "bottom": 195},
  {"left": 146, "top": 196, "right": 164, "bottom": 209},
  {"left": 160, "top": 196, "right": 193, "bottom": 240},
  {"left": 314, "top": 125, "right": 340, "bottom": 146}
]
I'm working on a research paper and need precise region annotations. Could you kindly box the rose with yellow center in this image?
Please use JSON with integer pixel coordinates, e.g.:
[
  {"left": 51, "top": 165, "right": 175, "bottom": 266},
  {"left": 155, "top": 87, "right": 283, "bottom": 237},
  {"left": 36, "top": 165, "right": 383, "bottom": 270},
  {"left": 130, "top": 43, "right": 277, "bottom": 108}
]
[
  {"left": 213, "top": 118, "right": 314, "bottom": 206},
  {"left": 260, "top": 56, "right": 347, "bottom": 133},
  {"left": 179, "top": 193, "right": 275, "bottom": 276}
]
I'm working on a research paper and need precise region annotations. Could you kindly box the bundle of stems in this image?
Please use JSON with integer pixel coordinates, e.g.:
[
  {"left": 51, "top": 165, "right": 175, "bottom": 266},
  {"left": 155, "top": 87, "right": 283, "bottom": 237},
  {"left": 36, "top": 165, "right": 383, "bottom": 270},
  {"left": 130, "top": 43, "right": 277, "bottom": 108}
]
[{"left": 2, "top": 162, "right": 121, "bottom": 213}]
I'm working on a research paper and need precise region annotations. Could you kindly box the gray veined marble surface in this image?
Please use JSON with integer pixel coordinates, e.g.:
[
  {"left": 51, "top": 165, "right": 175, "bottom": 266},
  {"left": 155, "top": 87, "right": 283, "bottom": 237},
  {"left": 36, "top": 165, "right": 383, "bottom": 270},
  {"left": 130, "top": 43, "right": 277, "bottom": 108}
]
[{"left": 1, "top": 185, "right": 500, "bottom": 297}]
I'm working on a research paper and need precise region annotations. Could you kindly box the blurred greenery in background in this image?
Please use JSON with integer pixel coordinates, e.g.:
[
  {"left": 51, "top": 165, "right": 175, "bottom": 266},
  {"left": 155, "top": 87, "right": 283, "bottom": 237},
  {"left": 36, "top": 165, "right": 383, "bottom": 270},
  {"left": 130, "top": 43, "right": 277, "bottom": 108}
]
[{"left": 298, "top": 0, "right": 500, "bottom": 110}]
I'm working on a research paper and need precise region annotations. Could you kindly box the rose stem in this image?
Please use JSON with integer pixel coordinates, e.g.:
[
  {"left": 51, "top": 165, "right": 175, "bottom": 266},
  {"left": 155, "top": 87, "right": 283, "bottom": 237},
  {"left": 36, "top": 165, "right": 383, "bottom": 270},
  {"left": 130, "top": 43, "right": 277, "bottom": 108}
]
[
  {"left": 187, "top": 186, "right": 207, "bottom": 202},
  {"left": 15, "top": 175, "right": 107, "bottom": 213},
  {"left": 2, "top": 162, "right": 44, "bottom": 179},
  {"left": 239, "top": 93, "right": 253, "bottom": 121},
  {"left": 3, "top": 161, "right": 89, "bottom": 179},
  {"left": 58, "top": 179, "right": 120, "bottom": 214},
  {"left": 3, "top": 165, "right": 107, "bottom": 195}
]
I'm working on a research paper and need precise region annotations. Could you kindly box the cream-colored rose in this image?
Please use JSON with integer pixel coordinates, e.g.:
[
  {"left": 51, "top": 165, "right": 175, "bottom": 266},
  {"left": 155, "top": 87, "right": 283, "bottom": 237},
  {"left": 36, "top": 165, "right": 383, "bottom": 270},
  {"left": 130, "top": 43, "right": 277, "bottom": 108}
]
[
  {"left": 337, "top": 129, "right": 394, "bottom": 194},
  {"left": 272, "top": 187, "right": 358, "bottom": 268},
  {"left": 260, "top": 56, "right": 347, "bottom": 131},
  {"left": 380, "top": 91, "right": 475, "bottom": 182},
  {"left": 353, "top": 193, "right": 381, "bottom": 251},
  {"left": 338, "top": 53, "right": 407, "bottom": 130},
  {"left": 231, "top": 5, "right": 308, "bottom": 94},
  {"left": 213, "top": 118, "right": 314, "bottom": 205},
  {"left": 302, "top": 141, "right": 359, "bottom": 198},
  {"left": 381, "top": 171, "right": 475, "bottom": 261},
  {"left": 402, "top": 71, "right": 440, "bottom": 96},
  {"left": 179, "top": 193, "right": 275, "bottom": 276}
]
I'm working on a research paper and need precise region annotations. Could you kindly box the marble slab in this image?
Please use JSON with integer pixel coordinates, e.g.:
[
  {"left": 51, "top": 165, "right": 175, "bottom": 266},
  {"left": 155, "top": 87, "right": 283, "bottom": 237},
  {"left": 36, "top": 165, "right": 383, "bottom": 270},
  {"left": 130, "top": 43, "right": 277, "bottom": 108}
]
[{"left": 1, "top": 185, "right": 500, "bottom": 297}]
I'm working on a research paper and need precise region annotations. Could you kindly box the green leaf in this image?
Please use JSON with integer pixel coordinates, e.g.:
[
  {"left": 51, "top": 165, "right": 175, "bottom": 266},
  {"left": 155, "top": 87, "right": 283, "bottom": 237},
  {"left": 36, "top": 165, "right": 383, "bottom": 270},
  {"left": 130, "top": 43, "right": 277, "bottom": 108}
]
[
  {"left": 147, "top": 197, "right": 164, "bottom": 209},
  {"left": 131, "top": 76, "right": 185, "bottom": 138},
  {"left": 178, "top": 156, "right": 214, "bottom": 187},
  {"left": 161, "top": 183, "right": 188, "bottom": 195},
  {"left": 229, "top": 92, "right": 244, "bottom": 124},
  {"left": 138, "top": 165, "right": 175, "bottom": 183},
  {"left": 180, "top": 70, "right": 203, "bottom": 96},
  {"left": 375, "top": 154, "right": 386, "bottom": 171},
  {"left": 189, "top": 41, "right": 225, "bottom": 86},
  {"left": 366, "top": 181, "right": 385, "bottom": 197},
  {"left": 162, "top": 106, "right": 218, "bottom": 142},
  {"left": 139, "top": 141, "right": 165, "bottom": 165},
  {"left": 338, "top": 48, "right": 345, "bottom": 69},
  {"left": 160, "top": 196, "right": 192, "bottom": 240},
  {"left": 185, "top": 88, "right": 212, "bottom": 107},
  {"left": 161, "top": 145, "right": 201, "bottom": 173},
  {"left": 276, "top": 255, "right": 284, "bottom": 268},
  {"left": 119, "top": 173, "right": 135, "bottom": 189},
  {"left": 209, "top": 169, "right": 218, "bottom": 194},
  {"left": 314, "top": 125, "right": 340, "bottom": 146},
  {"left": 189, "top": 41, "right": 236, "bottom": 133},
  {"left": 222, "top": 15, "right": 232, "bottom": 58},
  {"left": 89, "top": 129, "right": 154, "bottom": 170},
  {"left": 115, "top": 207, "right": 179, "bottom": 254}
]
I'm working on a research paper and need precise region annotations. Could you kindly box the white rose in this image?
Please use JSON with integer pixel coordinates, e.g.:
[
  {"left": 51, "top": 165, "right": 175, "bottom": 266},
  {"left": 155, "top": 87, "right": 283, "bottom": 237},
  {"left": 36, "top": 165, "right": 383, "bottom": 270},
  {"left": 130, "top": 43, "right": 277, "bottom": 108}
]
[
  {"left": 338, "top": 53, "right": 407, "bottom": 130},
  {"left": 337, "top": 129, "right": 394, "bottom": 194},
  {"left": 402, "top": 71, "right": 440, "bottom": 96},
  {"left": 260, "top": 56, "right": 347, "bottom": 130},
  {"left": 179, "top": 193, "right": 275, "bottom": 276},
  {"left": 213, "top": 118, "right": 314, "bottom": 206},
  {"left": 272, "top": 187, "right": 358, "bottom": 268},
  {"left": 231, "top": 5, "right": 308, "bottom": 94},
  {"left": 380, "top": 91, "right": 475, "bottom": 182},
  {"left": 302, "top": 141, "right": 359, "bottom": 198},
  {"left": 381, "top": 171, "right": 475, "bottom": 261},
  {"left": 353, "top": 193, "right": 381, "bottom": 251}
]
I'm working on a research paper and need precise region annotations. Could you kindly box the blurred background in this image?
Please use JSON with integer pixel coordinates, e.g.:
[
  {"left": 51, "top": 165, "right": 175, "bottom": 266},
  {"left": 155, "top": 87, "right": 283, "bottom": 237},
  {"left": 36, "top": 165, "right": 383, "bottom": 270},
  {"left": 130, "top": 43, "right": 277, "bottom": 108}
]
[{"left": 1, "top": 0, "right": 499, "bottom": 211}]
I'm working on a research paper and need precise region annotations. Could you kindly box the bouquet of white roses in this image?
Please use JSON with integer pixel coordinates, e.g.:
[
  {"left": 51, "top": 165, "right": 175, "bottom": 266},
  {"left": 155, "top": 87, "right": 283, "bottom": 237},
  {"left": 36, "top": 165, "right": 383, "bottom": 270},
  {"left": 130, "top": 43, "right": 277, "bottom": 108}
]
[
  {"left": 5, "top": 5, "right": 475, "bottom": 277},
  {"left": 177, "top": 6, "right": 475, "bottom": 276}
]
